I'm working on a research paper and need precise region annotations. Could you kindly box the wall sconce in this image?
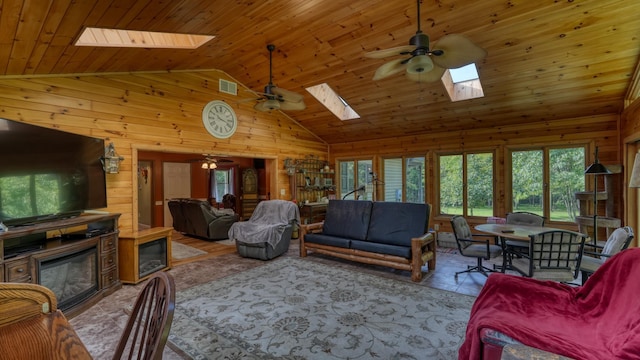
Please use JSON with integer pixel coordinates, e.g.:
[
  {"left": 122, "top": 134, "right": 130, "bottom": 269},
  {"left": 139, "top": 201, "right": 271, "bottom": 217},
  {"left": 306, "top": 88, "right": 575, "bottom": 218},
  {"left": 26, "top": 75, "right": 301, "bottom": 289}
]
[
  {"left": 102, "top": 142, "right": 124, "bottom": 174},
  {"left": 630, "top": 153, "right": 640, "bottom": 188},
  {"left": 284, "top": 158, "right": 297, "bottom": 176},
  {"left": 201, "top": 162, "right": 217, "bottom": 170}
]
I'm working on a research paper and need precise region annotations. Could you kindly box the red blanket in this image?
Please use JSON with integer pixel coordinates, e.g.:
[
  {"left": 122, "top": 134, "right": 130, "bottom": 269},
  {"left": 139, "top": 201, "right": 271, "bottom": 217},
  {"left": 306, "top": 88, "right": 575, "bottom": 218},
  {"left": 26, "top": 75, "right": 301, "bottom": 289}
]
[{"left": 458, "top": 248, "right": 640, "bottom": 360}]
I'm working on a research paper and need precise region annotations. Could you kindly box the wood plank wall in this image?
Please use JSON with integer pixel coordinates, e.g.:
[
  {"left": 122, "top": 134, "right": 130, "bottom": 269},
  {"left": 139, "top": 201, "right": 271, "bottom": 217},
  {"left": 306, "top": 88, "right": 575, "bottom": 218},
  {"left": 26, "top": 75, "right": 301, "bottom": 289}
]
[
  {"left": 329, "top": 113, "right": 623, "bottom": 233},
  {"left": 0, "top": 70, "right": 328, "bottom": 233},
  {"left": 622, "top": 99, "right": 640, "bottom": 247}
]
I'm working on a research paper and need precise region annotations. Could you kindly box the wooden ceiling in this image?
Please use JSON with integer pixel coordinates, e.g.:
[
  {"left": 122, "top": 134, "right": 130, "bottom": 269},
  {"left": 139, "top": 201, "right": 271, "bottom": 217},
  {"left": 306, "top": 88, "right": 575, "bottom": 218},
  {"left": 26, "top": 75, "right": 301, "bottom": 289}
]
[{"left": 1, "top": 0, "right": 639, "bottom": 145}]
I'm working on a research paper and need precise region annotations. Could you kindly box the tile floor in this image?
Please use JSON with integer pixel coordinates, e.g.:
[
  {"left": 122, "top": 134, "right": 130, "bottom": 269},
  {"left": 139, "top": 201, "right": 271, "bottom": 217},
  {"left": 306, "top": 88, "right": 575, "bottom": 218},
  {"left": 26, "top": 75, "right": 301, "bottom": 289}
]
[{"left": 68, "top": 238, "right": 557, "bottom": 359}]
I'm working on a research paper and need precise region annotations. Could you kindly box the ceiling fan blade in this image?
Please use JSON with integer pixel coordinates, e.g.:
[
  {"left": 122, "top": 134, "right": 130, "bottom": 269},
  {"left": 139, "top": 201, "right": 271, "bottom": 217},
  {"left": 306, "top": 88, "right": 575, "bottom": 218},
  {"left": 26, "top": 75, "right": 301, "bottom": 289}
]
[
  {"left": 271, "top": 86, "right": 304, "bottom": 103},
  {"left": 279, "top": 100, "right": 306, "bottom": 111},
  {"left": 365, "top": 45, "right": 415, "bottom": 59},
  {"left": 372, "top": 58, "right": 408, "bottom": 81},
  {"left": 405, "top": 65, "right": 447, "bottom": 83},
  {"left": 430, "top": 34, "right": 487, "bottom": 69}
]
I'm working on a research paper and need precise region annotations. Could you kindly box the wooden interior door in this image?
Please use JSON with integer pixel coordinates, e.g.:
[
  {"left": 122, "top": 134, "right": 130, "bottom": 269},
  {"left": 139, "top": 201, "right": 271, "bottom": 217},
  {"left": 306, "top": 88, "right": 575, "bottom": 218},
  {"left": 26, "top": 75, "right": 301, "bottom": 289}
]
[{"left": 163, "top": 162, "right": 192, "bottom": 227}]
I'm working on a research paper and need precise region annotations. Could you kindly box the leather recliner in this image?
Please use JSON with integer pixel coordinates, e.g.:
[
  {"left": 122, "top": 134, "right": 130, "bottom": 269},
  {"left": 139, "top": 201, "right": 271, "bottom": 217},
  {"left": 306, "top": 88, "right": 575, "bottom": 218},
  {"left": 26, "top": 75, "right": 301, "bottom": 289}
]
[{"left": 168, "top": 198, "right": 239, "bottom": 240}]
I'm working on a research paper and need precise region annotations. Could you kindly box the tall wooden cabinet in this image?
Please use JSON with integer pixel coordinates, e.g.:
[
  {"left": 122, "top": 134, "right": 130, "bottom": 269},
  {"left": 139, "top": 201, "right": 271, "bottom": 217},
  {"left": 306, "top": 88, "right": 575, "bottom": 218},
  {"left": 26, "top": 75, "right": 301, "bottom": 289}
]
[{"left": 241, "top": 168, "right": 259, "bottom": 220}]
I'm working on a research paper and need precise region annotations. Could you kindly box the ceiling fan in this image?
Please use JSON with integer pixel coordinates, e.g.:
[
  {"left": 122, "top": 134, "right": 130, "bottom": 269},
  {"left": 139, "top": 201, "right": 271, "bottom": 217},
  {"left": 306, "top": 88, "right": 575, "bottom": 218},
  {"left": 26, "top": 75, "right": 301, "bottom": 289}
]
[
  {"left": 252, "top": 44, "right": 306, "bottom": 112},
  {"left": 194, "top": 154, "right": 233, "bottom": 169},
  {"left": 365, "top": 0, "right": 487, "bottom": 83}
]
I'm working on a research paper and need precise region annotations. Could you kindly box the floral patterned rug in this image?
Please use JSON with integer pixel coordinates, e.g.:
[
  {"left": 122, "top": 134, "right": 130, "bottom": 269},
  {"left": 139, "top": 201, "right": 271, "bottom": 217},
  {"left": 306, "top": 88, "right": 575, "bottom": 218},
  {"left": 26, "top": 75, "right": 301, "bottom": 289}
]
[{"left": 168, "top": 257, "right": 474, "bottom": 359}]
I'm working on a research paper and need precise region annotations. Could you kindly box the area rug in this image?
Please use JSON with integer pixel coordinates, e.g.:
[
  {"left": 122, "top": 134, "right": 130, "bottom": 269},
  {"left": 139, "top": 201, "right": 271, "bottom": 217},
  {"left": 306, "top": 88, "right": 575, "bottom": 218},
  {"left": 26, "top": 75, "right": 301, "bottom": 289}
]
[
  {"left": 168, "top": 257, "right": 475, "bottom": 359},
  {"left": 171, "top": 241, "right": 207, "bottom": 260}
]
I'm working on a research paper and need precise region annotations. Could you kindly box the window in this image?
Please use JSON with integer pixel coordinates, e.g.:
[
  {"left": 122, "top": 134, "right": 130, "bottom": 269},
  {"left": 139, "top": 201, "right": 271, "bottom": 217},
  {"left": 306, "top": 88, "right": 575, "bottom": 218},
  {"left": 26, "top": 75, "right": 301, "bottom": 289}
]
[
  {"left": 210, "top": 168, "right": 235, "bottom": 201},
  {"left": 510, "top": 146, "right": 585, "bottom": 222},
  {"left": 439, "top": 152, "right": 494, "bottom": 216},
  {"left": 381, "top": 156, "right": 426, "bottom": 203},
  {"left": 406, "top": 157, "right": 426, "bottom": 203},
  {"left": 338, "top": 159, "right": 372, "bottom": 200}
]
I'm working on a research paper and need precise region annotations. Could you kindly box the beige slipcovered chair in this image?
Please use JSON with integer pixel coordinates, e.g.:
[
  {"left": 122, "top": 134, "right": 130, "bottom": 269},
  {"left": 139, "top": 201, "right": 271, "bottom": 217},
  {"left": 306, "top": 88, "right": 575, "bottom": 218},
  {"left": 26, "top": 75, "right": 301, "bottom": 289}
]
[
  {"left": 451, "top": 215, "right": 503, "bottom": 277},
  {"left": 580, "top": 226, "right": 634, "bottom": 284}
]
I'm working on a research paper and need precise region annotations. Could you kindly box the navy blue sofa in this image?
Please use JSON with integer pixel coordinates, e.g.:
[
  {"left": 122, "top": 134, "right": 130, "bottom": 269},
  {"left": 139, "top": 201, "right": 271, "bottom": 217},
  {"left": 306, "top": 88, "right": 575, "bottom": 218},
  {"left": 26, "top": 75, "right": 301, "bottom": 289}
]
[{"left": 299, "top": 200, "right": 436, "bottom": 281}]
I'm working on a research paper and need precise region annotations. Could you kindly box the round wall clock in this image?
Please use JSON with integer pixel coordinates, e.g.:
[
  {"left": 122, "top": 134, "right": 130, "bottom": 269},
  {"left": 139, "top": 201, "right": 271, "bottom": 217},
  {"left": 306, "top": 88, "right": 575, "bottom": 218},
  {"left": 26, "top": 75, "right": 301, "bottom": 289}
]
[{"left": 202, "top": 100, "right": 238, "bottom": 139}]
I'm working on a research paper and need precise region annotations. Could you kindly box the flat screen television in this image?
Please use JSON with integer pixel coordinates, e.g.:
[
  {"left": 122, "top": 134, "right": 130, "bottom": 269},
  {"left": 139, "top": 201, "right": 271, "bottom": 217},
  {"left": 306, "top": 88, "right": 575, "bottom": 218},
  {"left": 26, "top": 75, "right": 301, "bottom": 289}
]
[{"left": 0, "top": 118, "right": 107, "bottom": 227}]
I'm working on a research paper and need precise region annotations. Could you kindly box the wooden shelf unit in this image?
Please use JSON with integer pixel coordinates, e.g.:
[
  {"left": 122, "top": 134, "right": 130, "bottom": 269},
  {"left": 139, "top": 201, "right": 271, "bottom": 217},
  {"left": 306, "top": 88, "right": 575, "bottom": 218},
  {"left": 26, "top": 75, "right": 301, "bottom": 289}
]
[
  {"left": 118, "top": 227, "right": 173, "bottom": 284},
  {"left": 0, "top": 213, "right": 121, "bottom": 318}
]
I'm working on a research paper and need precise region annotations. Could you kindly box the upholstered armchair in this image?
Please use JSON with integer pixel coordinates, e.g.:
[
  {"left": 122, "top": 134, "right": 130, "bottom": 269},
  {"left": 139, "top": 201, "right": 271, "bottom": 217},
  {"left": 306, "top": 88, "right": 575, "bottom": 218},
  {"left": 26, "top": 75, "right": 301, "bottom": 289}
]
[
  {"left": 459, "top": 248, "right": 640, "bottom": 360},
  {"left": 228, "top": 200, "right": 300, "bottom": 260}
]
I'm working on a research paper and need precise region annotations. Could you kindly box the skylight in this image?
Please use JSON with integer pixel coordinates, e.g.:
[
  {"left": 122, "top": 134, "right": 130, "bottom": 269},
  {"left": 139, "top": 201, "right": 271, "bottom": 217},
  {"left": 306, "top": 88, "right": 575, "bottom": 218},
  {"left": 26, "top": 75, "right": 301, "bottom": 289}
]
[
  {"left": 442, "top": 63, "right": 484, "bottom": 102},
  {"left": 305, "top": 83, "right": 360, "bottom": 121},
  {"left": 449, "top": 63, "right": 479, "bottom": 83},
  {"left": 75, "top": 27, "right": 214, "bottom": 49}
]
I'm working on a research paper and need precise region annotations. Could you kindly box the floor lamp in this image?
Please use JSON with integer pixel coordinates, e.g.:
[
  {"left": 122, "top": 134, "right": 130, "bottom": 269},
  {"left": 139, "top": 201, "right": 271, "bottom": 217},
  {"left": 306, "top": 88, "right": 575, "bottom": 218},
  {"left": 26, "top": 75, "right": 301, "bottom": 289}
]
[{"left": 584, "top": 146, "right": 610, "bottom": 243}]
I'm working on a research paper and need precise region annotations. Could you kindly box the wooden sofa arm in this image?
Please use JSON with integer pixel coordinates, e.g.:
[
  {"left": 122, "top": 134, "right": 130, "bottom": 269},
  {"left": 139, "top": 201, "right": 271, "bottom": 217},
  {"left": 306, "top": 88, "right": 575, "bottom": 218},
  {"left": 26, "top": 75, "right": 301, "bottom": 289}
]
[
  {"left": 411, "top": 231, "right": 436, "bottom": 282},
  {"left": 299, "top": 221, "right": 324, "bottom": 257}
]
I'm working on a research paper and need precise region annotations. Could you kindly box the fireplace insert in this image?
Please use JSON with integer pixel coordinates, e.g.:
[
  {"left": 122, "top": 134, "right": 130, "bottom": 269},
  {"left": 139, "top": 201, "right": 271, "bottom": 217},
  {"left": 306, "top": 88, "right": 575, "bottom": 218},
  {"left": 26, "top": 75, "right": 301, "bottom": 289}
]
[
  {"left": 38, "top": 246, "right": 99, "bottom": 311},
  {"left": 138, "top": 237, "right": 168, "bottom": 279}
]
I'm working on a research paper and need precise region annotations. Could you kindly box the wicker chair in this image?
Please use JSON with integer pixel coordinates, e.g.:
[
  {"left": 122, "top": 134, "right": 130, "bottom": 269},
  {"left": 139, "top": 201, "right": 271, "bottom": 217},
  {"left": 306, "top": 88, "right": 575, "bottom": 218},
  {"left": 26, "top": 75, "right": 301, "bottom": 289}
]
[{"left": 113, "top": 271, "right": 176, "bottom": 360}]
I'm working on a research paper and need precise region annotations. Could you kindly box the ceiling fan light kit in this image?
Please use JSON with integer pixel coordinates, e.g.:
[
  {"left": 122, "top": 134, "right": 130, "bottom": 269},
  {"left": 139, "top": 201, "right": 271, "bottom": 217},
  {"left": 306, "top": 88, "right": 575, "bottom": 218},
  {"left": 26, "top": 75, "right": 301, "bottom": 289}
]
[
  {"left": 366, "top": 0, "right": 486, "bottom": 83},
  {"left": 407, "top": 55, "right": 434, "bottom": 74}
]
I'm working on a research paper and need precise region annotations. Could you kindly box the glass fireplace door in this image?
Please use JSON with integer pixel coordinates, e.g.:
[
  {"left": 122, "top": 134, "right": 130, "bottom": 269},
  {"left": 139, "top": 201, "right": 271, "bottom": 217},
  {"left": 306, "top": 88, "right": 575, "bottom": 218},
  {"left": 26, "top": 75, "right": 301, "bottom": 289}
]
[{"left": 138, "top": 237, "right": 168, "bottom": 278}]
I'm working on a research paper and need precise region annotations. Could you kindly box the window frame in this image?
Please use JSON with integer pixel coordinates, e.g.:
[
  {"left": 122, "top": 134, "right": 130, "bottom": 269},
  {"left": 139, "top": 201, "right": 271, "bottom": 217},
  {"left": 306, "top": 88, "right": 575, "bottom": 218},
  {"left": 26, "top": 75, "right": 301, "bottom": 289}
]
[
  {"left": 435, "top": 149, "right": 496, "bottom": 218},
  {"left": 379, "top": 154, "right": 427, "bottom": 203},
  {"left": 506, "top": 144, "right": 587, "bottom": 224}
]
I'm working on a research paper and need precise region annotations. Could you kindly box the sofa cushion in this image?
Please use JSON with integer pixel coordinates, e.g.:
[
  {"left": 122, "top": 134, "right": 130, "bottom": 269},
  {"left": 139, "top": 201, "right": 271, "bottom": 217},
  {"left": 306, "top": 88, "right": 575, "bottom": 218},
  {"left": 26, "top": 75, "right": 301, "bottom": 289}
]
[
  {"left": 350, "top": 239, "right": 412, "bottom": 258},
  {"left": 367, "top": 202, "right": 430, "bottom": 246},
  {"left": 304, "top": 233, "right": 351, "bottom": 249},
  {"left": 322, "top": 200, "right": 373, "bottom": 241}
]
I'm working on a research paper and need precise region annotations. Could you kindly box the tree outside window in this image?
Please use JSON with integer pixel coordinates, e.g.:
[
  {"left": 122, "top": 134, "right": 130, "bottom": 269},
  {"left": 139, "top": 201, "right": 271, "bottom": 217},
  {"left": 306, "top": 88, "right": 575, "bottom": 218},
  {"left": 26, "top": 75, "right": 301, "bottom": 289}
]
[
  {"left": 439, "top": 152, "right": 494, "bottom": 216},
  {"left": 511, "top": 146, "right": 585, "bottom": 222}
]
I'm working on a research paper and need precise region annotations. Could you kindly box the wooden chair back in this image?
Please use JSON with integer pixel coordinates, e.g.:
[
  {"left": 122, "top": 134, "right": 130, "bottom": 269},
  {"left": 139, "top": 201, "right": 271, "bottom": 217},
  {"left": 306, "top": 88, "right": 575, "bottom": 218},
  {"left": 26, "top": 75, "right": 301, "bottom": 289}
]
[
  {"left": 0, "top": 282, "right": 57, "bottom": 327},
  {"left": 113, "top": 271, "right": 175, "bottom": 360}
]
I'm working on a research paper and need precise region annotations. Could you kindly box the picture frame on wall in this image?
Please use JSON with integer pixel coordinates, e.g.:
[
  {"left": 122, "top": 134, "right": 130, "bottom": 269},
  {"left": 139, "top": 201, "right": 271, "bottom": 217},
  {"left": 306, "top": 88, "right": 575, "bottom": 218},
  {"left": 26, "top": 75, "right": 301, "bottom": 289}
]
[{"left": 324, "top": 178, "right": 333, "bottom": 186}]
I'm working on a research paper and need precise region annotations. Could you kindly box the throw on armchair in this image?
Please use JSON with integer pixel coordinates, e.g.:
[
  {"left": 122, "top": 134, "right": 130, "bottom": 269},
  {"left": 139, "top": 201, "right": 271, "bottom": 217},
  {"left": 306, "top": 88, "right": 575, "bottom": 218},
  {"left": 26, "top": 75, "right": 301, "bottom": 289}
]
[
  {"left": 458, "top": 248, "right": 640, "bottom": 360},
  {"left": 168, "top": 199, "right": 239, "bottom": 240},
  {"left": 228, "top": 200, "right": 300, "bottom": 260}
]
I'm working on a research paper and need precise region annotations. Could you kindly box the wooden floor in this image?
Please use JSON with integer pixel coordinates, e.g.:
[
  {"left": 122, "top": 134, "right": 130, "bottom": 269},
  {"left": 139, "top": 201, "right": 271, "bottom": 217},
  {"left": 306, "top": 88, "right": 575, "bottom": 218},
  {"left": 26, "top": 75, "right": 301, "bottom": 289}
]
[{"left": 170, "top": 230, "right": 238, "bottom": 267}]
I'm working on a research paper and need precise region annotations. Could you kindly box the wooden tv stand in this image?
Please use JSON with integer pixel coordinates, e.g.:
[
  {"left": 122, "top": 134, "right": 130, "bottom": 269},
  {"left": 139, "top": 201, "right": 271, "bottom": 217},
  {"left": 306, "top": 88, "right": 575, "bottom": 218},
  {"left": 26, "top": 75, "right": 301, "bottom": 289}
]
[{"left": 0, "top": 213, "right": 121, "bottom": 318}]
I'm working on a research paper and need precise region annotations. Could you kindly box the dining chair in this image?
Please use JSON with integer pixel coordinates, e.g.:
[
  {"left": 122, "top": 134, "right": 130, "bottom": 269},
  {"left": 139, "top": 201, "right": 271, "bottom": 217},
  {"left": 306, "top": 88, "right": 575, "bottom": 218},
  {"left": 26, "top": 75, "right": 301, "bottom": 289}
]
[
  {"left": 504, "top": 211, "right": 545, "bottom": 250},
  {"left": 113, "top": 271, "right": 176, "bottom": 360},
  {"left": 0, "top": 282, "right": 57, "bottom": 326},
  {"left": 580, "top": 226, "right": 634, "bottom": 284},
  {"left": 450, "top": 215, "right": 503, "bottom": 277},
  {"left": 509, "top": 230, "right": 587, "bottom": 282}
]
